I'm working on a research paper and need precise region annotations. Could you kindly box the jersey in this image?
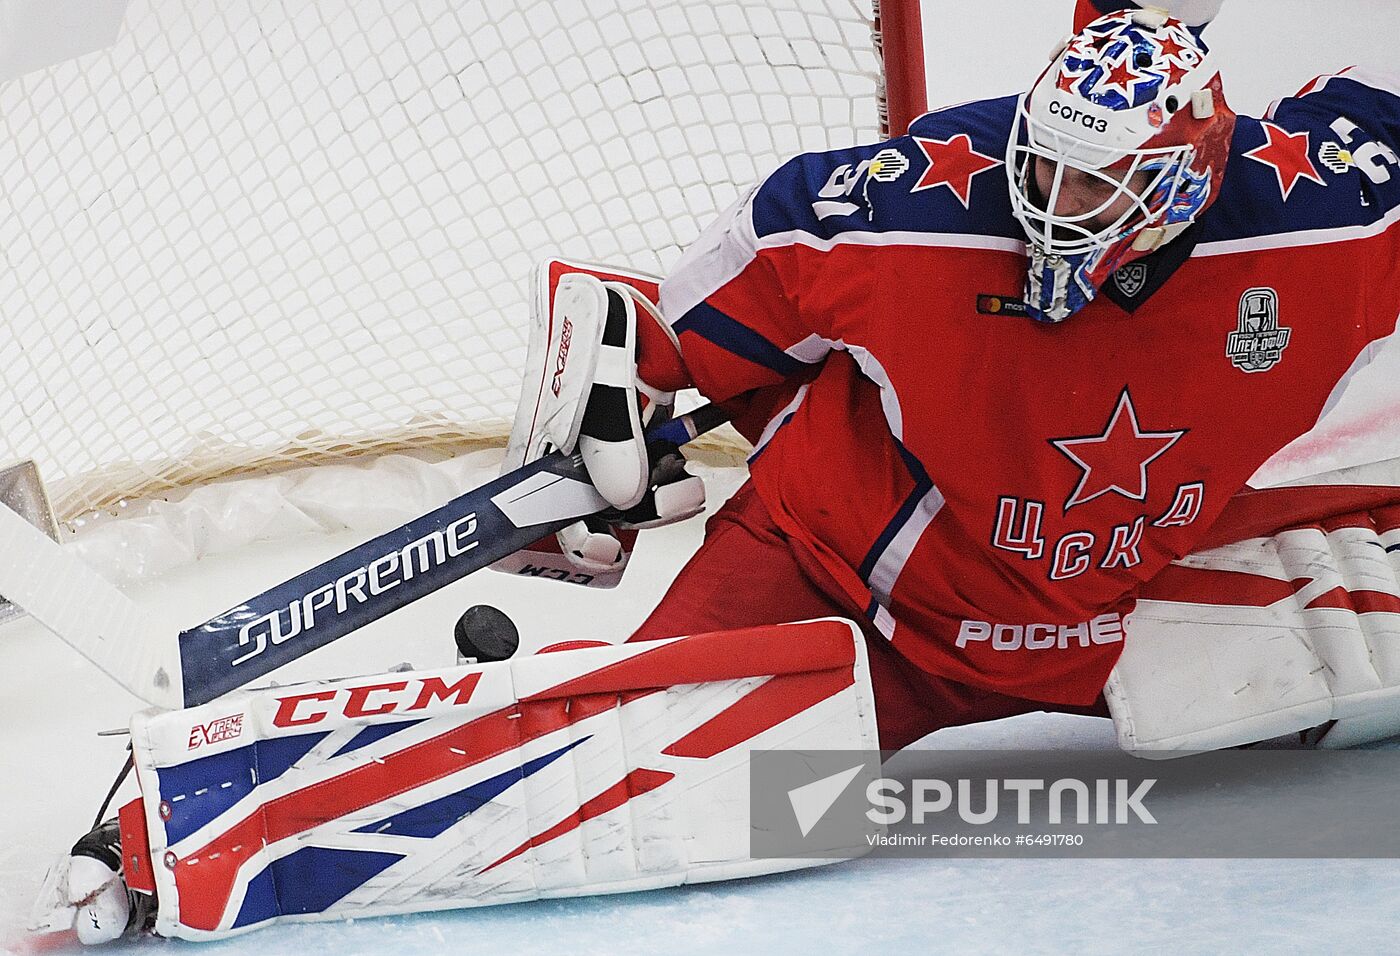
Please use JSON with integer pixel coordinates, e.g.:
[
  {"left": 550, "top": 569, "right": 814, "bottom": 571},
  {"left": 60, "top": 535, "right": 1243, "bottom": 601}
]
[{"left": 645, "top": 67, "right": 1400, "bottom": 706}]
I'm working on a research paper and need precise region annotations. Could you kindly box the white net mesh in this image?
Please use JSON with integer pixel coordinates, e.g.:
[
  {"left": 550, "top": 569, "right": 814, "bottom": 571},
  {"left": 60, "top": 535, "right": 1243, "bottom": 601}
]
[{"left": 0, "top": 0, "right": 881, "bottom": 525}]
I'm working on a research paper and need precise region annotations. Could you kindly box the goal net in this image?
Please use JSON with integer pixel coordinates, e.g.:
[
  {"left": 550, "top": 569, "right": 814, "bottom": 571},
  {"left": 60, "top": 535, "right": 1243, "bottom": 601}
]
[{"left": 0, "top": 0, "right": 923, "bottom": 533}]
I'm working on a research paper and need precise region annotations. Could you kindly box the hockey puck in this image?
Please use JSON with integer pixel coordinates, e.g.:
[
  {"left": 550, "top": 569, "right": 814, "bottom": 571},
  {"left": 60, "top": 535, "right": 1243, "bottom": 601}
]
[{"left": 454, "top": 604, "right": 520, "bottom": 663}]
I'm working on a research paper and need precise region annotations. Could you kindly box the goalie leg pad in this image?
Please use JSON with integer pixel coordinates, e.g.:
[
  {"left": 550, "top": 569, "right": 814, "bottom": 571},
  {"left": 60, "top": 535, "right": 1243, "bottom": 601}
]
[
  {"left": 127, "top": 620, "right": 878, "bottom": 941},
  {"left": 1108, "top": 500, "right": 1400, "bottom": 754}
]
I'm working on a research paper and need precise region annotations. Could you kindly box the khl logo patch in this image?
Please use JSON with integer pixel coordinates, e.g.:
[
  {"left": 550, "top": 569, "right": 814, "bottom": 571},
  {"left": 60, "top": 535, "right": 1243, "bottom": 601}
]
[{"left": 1112, "top": 262, "right": 1148, "bottom": 298}]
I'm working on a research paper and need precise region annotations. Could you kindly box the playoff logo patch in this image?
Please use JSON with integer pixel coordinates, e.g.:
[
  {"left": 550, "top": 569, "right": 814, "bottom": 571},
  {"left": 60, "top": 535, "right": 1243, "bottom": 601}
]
[{"left": 1226, "top": 286, "right": 1290, "bottom": 373}]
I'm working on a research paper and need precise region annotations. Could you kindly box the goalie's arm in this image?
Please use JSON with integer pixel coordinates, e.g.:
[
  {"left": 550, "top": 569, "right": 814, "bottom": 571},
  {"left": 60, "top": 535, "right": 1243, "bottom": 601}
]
[{"left": 650, "top": 157, "right": 858, "bottom": 443}]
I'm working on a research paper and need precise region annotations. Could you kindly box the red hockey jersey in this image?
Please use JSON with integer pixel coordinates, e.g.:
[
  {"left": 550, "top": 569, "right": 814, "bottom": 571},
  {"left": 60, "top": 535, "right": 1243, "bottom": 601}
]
[{"left": 649, "top": 69, "right": 1400, "bottom": 705}]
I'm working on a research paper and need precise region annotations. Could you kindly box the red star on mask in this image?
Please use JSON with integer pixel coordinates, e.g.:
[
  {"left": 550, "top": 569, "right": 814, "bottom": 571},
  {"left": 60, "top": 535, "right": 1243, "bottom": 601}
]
[
  {"left": 1103, "top": 56, "right": 1140, "bottom": 97},
  {"left": 1050, "top": 388, "right": 1186, "bottom": 511},
  {"left": 910, "top": 135, "right": 1002, "bottom": 208},
  {"left": 1242, "top": 121, "right": 1326, "bottom": 201},
  {"left": 1155, "top": 32, "right": 1190, "bottom": 61}
]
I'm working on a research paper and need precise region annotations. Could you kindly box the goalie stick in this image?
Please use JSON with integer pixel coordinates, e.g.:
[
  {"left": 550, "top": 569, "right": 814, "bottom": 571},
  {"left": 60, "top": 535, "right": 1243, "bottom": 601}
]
[{"left": 0, "top": 404, "right": 729, "bottom": 709}]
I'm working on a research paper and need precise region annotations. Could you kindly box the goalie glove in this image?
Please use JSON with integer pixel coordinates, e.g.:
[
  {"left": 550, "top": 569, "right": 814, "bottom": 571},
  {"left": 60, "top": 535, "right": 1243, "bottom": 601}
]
[{"left": 499, "top": 259, "right": 706, "bottom": 581}]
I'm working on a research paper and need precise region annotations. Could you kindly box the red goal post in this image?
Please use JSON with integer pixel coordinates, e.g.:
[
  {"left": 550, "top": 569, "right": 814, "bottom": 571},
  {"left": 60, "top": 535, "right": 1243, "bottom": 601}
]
[{"left": 875, "top": 0, "right": 928, "bottom": 137}]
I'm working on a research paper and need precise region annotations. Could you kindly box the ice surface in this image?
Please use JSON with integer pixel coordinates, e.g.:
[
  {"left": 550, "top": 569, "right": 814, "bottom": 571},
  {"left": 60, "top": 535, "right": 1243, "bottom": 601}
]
[{"left": 4, "top": 463, "right": 1399, "bottom": 955}]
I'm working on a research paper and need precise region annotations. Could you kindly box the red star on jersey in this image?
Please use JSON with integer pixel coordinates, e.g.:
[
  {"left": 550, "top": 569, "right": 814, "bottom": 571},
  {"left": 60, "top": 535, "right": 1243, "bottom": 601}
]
[
  {"left": 910, "top": 135, "right": 1002, "bottom": 208},
  {"left": 1243, "top": 122, "right": 1327, "bottom": 201},
  {"left": 1050, "top": 388, "right": 1186, "bottom": 512}
]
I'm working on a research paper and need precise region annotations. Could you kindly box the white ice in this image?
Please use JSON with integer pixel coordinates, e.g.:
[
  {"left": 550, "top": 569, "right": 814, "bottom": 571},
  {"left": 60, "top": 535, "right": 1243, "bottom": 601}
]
[{"left": 4, "top": 464, "right": 1400, "bottom": 956}]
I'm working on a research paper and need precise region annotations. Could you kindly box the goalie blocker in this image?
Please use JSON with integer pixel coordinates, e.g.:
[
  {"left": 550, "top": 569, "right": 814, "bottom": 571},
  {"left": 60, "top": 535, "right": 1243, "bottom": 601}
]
[
  {"left": 493, "top": 258, "right": 707, "bottom": 587},
  {"left": 38, "top": 620, "right": 877, "bottom": 943}
]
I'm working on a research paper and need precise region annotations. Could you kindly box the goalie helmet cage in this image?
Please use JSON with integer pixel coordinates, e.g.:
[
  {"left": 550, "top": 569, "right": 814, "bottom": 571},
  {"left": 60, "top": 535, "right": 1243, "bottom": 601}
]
[{"left": 0, "top": 0, "right": 926, "bottom": 548}]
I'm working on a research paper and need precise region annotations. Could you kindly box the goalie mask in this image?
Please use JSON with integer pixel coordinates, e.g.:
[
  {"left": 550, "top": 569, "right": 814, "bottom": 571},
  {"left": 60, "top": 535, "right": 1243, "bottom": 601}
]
[{"left": 1007, "top": 9, "right": 1235, "bottom": 323}]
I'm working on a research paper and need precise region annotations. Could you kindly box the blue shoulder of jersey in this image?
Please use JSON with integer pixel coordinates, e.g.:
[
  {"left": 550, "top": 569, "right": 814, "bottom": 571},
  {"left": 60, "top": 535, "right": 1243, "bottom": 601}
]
[
  {"left": 749, "top": 94, "right": 1025, "bottom": 244},
  {"left": 1201, "top": 72, "right": 1400, "bottom": 244}
]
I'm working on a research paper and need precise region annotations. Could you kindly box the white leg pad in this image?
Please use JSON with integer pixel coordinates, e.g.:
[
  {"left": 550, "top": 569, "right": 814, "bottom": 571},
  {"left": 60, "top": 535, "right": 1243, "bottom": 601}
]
[
  {"left": 126, "top": 619, "right": 878, "bottom": 941},
  {"left": 1108, "top": 506, "right": 1400, "bottom": 755}
]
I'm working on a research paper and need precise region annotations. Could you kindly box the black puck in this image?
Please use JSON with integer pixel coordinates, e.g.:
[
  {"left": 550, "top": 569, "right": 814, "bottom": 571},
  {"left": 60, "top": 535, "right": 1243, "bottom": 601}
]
[{"left": 454, "top": 604, "right": 520, "bottom": 663}]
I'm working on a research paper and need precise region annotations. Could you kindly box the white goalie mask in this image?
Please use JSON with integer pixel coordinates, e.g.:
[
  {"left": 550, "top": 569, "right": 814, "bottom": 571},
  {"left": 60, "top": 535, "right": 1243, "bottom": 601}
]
[{"left": 1007, "top": 9, "right": 1236, "bottom": 322}]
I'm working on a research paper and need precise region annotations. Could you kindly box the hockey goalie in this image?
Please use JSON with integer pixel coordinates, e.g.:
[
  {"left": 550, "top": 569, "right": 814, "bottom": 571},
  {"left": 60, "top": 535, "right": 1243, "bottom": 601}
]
[{"left": 38, "top": 0, "right": 1400, "bottom": 943}]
